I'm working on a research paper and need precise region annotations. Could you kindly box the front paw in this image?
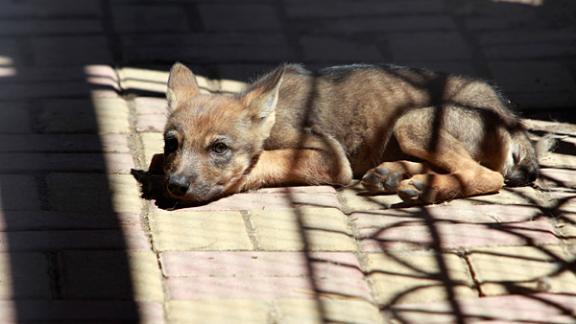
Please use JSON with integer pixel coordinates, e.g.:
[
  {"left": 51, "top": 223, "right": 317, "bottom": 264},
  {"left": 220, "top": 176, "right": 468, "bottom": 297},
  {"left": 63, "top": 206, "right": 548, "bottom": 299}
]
[{"left": 361, "top": 167, "right": 402, "bottom": 193}]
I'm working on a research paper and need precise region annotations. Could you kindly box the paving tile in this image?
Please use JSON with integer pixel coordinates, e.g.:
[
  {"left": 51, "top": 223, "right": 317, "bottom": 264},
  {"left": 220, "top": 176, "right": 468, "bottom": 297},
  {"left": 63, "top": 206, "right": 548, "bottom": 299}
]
[
  {"left": 352, "top": 204, "right": 543, "bottom": 228},
  {"left": 198, "top": 4, "right": 282, "bottom": 31},
  {"left": 0, "top": 39, "right": 21, "bottom": 65},
  {"left": 557, "top": 211, "right": 576, "bottom": 242},
  {"left": 0, "top": 301, "right": 163, "bottom": 323},
  {"left": 255, "top": 186, "right": 339, "bottom": 194},
  {"left": 0, "top": 228, "right": 150, "bottom": 252},
  {"left": 150, "top": 209, "right": 253, "bottom": 251},
  {"left": 47, "top": 173, "right": 142, "bottom": 213},
  {"left": 141, "top": 132, "right": 163, "bottom": 166},
  {"left": 360, "top": 220, "right": 559, "bottom": 252},
  {"left": 0, "top": 81, "right": 99, "bottom": 99},
  {"left": 0, "top": 252, "right": 50, "bottom": 299},
  {"left": 168, "top": 298, "right": 384, "bottom": 323},
  {"left": 167, "top": 300, "right": 270, "bottom": 323},
  {"left": 523, "top": 119, "right": 576, "bottom": 136},
  {"left": 117, "top": 67, "right": 216, "bottom": 94},
  {"left": 0, "top": 103, "right": 32, "bottom": 133},
  {"left": 300, "top": 36, "right": 383, "bottom": 62},
  {"left": 161, "top": 251, "right": 370, "bottom": 300},
  {"left": 0, "top": 175, "right": 41, "bottom": 211},
  {"left": 389, "top": 293, "right": 576, "bottom": 323},
  {"left": 539, "top": 151, "right": 576, "bottom": 170},
  {"left": 337, "top": 185, "right": 402, "bottom": 213},
  {"left": 166, "top": 275, "right": 371, "bottom": 300},
  {"left": 489, "top": 61, "right": 576, "bottom": 93},
  {"left": 540, "top": 168, "right": 576, "bottom": 188},
  {"left": 484, "top": 43, "right": 576, "bottom": 59},
  {"left": 464, "top": 13, "right": 544, "bottom": 30},
  {"left": 0, "top": 66, "right": 119, "bottom": 99},
  {"left": 140, "top": 132, "right": 163, "bottom": 166},
  {"left": 448, "top": 0, "right": 539, "bottom": 17},
  {"left": 0, "top": 0, "right": 102, "bottom": 17},
  {"left": 59, "top": 251, "right": 163, "bottom": 301},
  {"left": 275, "top": 299, "right": 384, "bottom": 324},
  {"left": 388, "top": 32, "right": 472, "bottom": 61},
  {"left": 477, "top": 29, "right": 576, "bottom": 46},
  {"left": 393, "top": 61, "right": 478, "bottom": 75},
  {"left": 250, "top": 207, "right": 357, "bottom": 251},
  {"left": 365, "top": 250, "right": 476, "bottom": 305},
  {"left": 133, "top": 97, "right": 169, "bottom": 115},
  {"left": 121, "top": 33, "right": 295, "bottom": 63},
  {"left": 303, "top": 16, "right": 456, "bottom": 33},
  {"left": 216, "top": 64, "right": 272, "bottom": 84},
  {"left": 468, "top": 245, "right": 576, "bottom": 296},
  {"left": 182, "top": 186, "right": 341, "bottom": 211},
  {"left": 0, "top": 19, "right": 102, "bottom": 35},
  {"left": 511, "top": 91, "right": 576, "bottom": 110},
  {"left": 450, "top": 186, "right": 552, "bottom": 206},
  {"left": 166, "top": 276, "right": 310, "bottom": 299},
  {"left": 136, "top": 113, "right": 167, "bottom": 133},
  {"left": 0, "top": 210, "right": 142, "bottom": 231},
  {"left": 355, "top": 204, "right": 560, "bottom": 251},
  {"left": 0, "top": 134, "right": 130, "bottom": 153},
  {"left": 160, "top": 251, "right": 362, "bottom": 278},
  {"left": 31, "top": 36, "right": 112, "bottom": 66},
  {"left": 285, "top": 1, "right": 444, "bottom": 18},
  {"left": 36, "top": 98, "right": 130, "bottom": 134},
  {"left": 0, "top": 153, "right": 134, "bottom": 173},
  {"left": 217, "top": 78, "right": 247, "bottom": 93},
  {"left": 112, "top": 5, "right": 188, "bottom": 32}
]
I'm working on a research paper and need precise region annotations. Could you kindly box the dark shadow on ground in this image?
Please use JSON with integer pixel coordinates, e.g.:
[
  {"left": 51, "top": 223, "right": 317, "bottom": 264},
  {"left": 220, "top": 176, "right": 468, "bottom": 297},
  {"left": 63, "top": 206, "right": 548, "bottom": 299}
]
[
  {"left": 0, "top": 3, "right": 140, "bottom": 323},
  {"left": 1, "top": 0, "right": 575, "bottom": 322}
]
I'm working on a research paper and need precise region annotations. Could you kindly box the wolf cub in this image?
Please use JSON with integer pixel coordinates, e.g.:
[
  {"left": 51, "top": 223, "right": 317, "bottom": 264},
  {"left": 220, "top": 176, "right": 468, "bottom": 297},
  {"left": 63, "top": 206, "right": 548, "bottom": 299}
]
[{"left": 140, "top": 62, "right": 537, "bottom": 205}]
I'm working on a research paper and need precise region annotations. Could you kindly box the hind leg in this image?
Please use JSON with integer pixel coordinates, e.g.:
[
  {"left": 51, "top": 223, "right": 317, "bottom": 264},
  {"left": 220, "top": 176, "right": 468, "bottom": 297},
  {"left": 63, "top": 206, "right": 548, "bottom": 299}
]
[
  {"left": 395, "top": 130, "right": 504, "bottom": 203},
  {"left": 397, "top": 167, "right": 504, "bottom": 203},
  {"left": 361, "top": 160, "right": 428, "bottom": 193}
]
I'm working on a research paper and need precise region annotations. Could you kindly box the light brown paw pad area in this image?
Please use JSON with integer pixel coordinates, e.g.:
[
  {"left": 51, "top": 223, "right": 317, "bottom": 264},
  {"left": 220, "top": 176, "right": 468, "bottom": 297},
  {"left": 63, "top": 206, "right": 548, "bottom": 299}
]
[
  {"left": 397, "top": 179, "right": 435, "bottom": 203},
  {"left": 361, "top": 167, "right": 402, "bottom": 193}
]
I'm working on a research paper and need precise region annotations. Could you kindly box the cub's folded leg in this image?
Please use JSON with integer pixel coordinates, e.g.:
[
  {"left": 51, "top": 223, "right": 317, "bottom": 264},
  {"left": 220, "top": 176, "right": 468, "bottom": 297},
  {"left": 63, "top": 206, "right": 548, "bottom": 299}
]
[
  {"left": 395, "top": 130, "right": 504, "bottom": 203},
  {"left": 234, "top": 147, "right": 353, "bottom": 193},
  {"left": 361, "top": 160, "right": 428, "bottom": 193},
  {"left": 397, "top": 166, "right": 504, "bottom": 203}
]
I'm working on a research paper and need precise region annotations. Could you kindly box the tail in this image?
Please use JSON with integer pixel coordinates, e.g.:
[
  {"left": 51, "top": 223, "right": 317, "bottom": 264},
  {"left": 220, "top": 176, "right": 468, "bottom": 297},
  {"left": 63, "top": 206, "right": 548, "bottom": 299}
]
[{"left": 504, "top": 131, "right": 540, "bottom": 187}]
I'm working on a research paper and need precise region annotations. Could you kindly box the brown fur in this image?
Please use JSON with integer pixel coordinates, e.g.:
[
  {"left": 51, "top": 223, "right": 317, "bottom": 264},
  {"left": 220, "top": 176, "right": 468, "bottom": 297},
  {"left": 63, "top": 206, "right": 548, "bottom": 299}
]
[{"left": 149, "top": 62, "right": 538, "bottom": 205}]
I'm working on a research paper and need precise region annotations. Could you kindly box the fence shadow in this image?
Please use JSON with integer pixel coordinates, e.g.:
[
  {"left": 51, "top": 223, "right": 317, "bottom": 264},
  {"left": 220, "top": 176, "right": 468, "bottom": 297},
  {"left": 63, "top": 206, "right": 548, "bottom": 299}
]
[
  {"left": 124, "top": 0, "right": 575, "bottom": 322},
  {"left": 0, "top": 0, "right": 575, "bottom": 323}
]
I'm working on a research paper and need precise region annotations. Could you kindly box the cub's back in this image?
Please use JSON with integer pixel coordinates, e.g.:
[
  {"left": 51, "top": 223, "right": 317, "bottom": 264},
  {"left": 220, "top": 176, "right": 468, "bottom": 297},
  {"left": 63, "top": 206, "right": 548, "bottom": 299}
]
[{"left": 266, "top": 64, "right": 520, "bottom": 172}]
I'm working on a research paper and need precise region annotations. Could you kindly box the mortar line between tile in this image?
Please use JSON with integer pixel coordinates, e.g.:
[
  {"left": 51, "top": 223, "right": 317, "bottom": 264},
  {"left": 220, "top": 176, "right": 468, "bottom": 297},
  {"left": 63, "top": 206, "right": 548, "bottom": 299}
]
[
  {"left": 343, "top": 210, "right": 386, "bottom": 319},
  {"left": 46, "top": 251, "right": 63, "bottom": 299},
  {"left": 462, "top": 250, "right": 485, "bottom": 298},
  {"left": 335, "top": 186, "right": 385, "bottom": 316},
  {"left": 240, "top": 210, "right": 260, "bottom": 250},
  {"left": 121, "top": 85, "right": 169, "bottom": 314},
  {"left": 112, "top": 53, "right": 169, "bottom": 320}
]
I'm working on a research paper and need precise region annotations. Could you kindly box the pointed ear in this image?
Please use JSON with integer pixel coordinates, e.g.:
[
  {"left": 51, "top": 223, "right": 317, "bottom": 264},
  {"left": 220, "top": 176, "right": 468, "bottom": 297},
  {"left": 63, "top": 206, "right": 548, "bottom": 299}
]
[
  {"left": 167, "top": 62, "right": 200, "bottom": 110},
  {"left": 240, "top": 66, "right": 285, "bottom": 121}
]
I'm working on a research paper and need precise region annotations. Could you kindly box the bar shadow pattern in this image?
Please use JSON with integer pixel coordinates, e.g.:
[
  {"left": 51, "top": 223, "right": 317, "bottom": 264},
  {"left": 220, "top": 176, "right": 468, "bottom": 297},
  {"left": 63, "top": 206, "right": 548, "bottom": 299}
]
[{"left": 0, "top": 0, "right": 575, "bottom": 323}]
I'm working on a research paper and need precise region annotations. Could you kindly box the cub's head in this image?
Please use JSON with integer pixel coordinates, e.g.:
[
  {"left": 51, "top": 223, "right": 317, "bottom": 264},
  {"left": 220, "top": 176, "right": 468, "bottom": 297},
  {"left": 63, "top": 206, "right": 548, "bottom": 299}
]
[{"left": 162, "top": 63, "right": 284, "bottom": 202}]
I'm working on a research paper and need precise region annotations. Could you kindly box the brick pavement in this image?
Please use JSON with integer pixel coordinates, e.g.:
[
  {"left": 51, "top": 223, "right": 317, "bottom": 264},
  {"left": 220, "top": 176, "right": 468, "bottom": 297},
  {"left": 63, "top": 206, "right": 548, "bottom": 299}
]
[{"left": 0, "top": 0, "right": 575, "bottom": 323}]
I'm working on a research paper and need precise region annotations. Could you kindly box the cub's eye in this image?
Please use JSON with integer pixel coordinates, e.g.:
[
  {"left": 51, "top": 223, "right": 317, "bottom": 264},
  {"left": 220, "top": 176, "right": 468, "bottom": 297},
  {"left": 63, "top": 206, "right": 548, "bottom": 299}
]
[
  {"left": 211, "top": 142, "right": 229, "bottom": 154},
  {"left": 164, "top": 136, "right": 178, "bottom": 154}
]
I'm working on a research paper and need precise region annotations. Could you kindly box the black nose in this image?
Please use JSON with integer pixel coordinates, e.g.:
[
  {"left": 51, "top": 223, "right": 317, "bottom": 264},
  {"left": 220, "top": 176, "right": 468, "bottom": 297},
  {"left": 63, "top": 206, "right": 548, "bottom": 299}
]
[{"left": 167, "top": 175, "right": 190, "bottom": 196}]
